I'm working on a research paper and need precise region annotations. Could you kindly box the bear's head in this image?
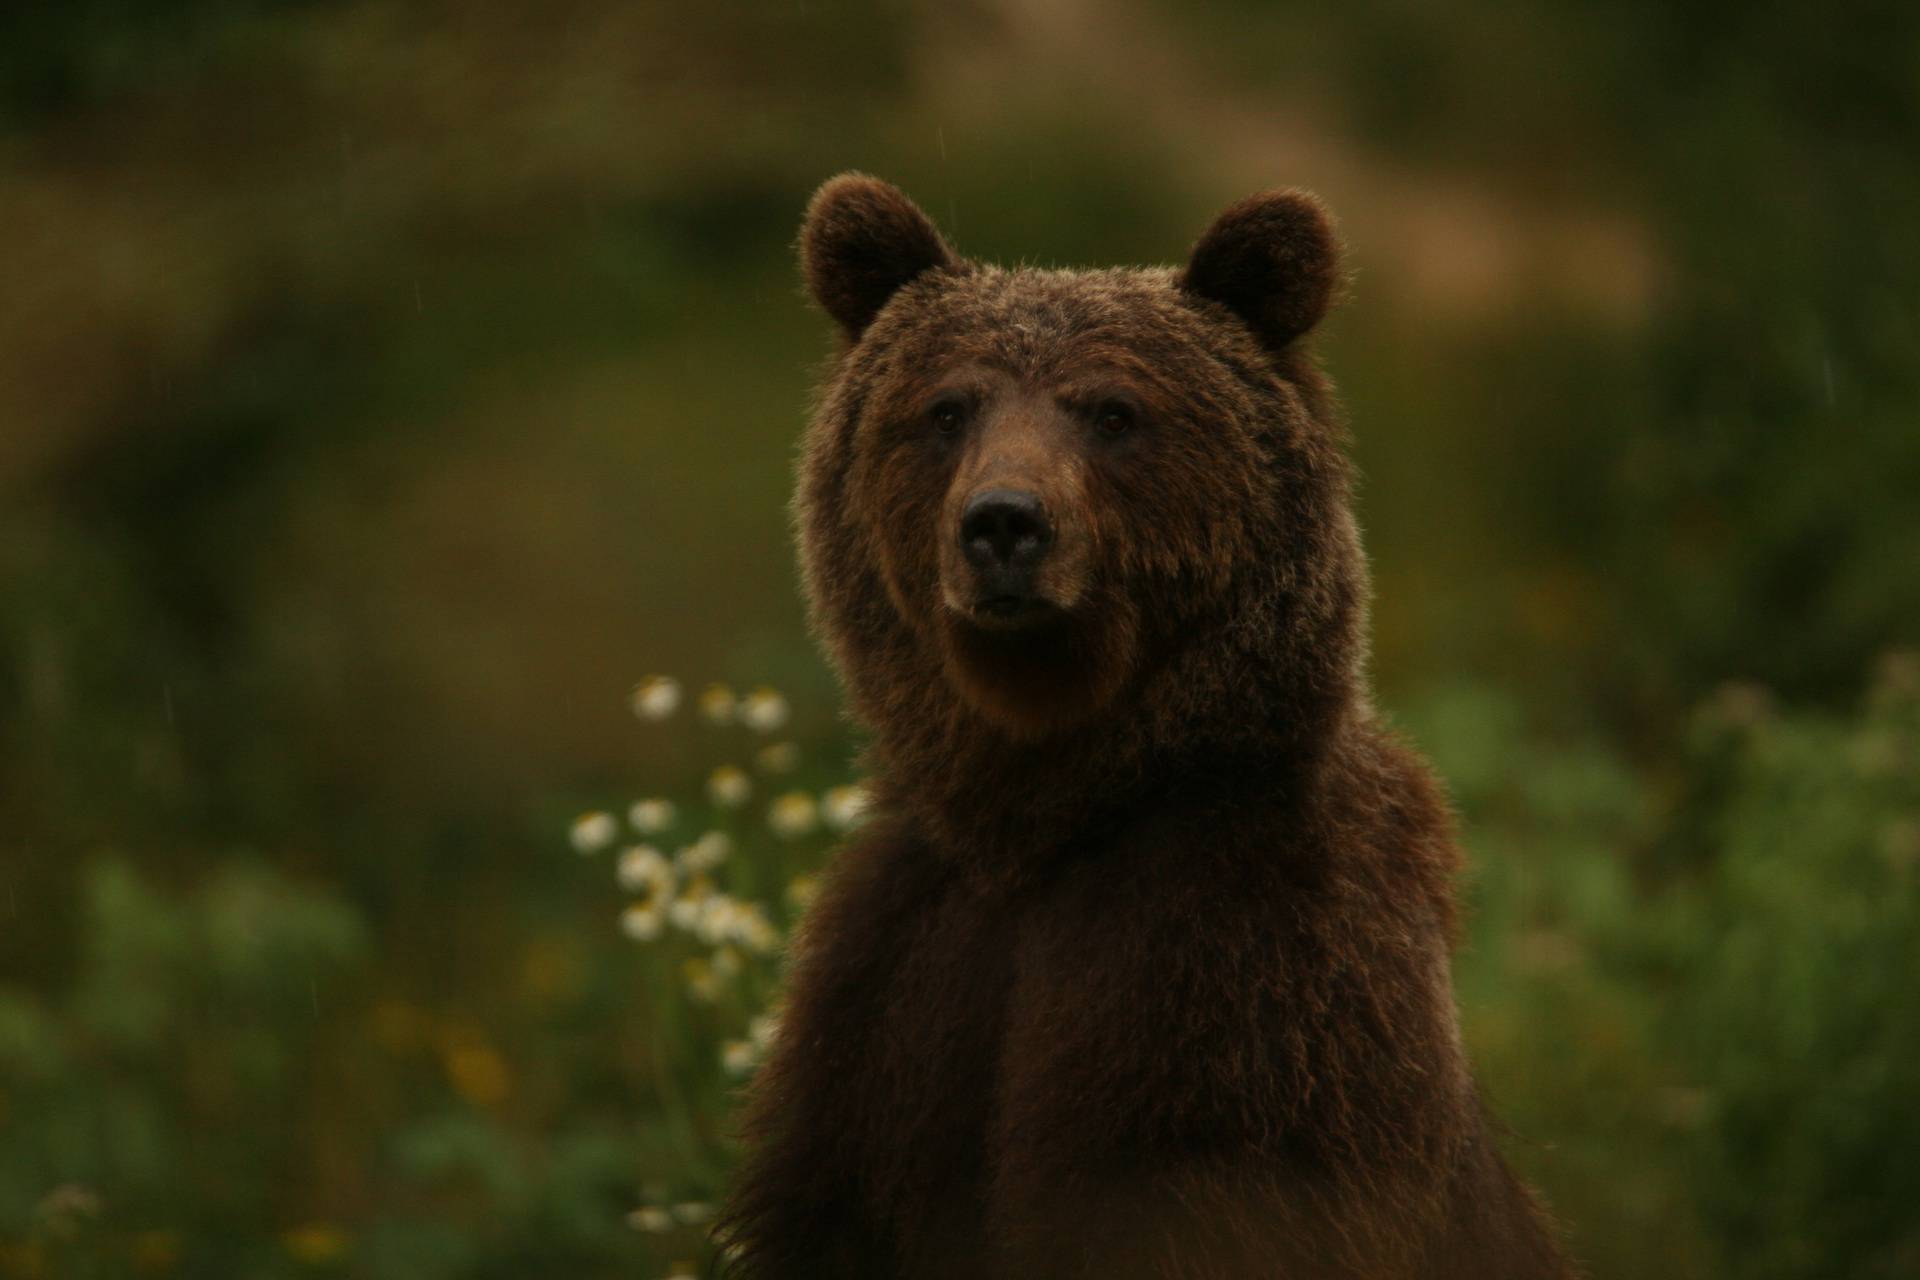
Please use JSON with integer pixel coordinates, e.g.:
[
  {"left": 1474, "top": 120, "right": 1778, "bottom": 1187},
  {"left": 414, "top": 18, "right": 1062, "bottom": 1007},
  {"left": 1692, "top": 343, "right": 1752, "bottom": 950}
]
[{"left": 795, "top": 174, "right": 1368, "bottom": 842}]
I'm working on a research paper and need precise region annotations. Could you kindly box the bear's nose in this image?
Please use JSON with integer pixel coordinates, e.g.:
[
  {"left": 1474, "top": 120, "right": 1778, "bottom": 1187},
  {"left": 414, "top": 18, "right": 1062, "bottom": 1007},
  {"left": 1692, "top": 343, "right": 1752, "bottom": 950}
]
[{"left": 960, "top": 489, "right": 1054, "bottom": 572}]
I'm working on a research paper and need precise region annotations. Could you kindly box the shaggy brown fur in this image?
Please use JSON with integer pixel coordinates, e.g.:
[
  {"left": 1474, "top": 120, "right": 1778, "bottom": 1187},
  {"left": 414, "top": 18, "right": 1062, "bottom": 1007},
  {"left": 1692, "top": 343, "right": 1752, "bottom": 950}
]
[{"left": 718, "top": 174, "right": 1576, "bottom": 1278}]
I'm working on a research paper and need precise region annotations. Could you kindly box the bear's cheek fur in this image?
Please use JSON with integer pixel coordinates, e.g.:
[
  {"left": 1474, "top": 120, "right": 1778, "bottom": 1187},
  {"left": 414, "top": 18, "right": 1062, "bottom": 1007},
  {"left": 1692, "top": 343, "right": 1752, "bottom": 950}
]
[
  {"left": 853, "top": 435, "right": 953, "bottom": 640},
  {"left": 1089, "top": 423, "right": 1263, "bottom": 639}
]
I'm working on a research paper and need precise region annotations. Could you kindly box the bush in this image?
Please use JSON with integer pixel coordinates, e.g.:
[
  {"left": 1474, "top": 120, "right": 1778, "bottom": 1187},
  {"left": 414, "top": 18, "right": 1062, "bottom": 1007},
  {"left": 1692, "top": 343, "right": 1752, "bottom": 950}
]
[{"left": 1635, "top": 657, "right": 1920, "bottom": 1278}]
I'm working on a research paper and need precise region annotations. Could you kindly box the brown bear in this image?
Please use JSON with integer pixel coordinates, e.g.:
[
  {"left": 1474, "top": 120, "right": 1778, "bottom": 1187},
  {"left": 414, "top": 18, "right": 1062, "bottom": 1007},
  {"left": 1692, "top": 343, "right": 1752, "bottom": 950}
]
[{"left": 717, "top": 173, "right": 1576, "bottom": 1279}]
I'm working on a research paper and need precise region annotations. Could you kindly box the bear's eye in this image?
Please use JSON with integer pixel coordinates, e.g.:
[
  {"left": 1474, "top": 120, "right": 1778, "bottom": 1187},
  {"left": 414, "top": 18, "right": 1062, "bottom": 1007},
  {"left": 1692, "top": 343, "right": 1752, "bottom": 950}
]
[
  {"left": 1093, "top": 400, "right": 1137, "bottom": 438},
  {"left": 928, "top": 398, "right": 968, "bottom": 436}
]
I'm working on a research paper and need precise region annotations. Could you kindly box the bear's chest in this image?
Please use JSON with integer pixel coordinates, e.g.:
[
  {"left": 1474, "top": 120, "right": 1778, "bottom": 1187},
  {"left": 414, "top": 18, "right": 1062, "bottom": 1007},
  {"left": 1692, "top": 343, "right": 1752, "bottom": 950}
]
[
  {"left": 842, "top": 872, "right": 1018, "bottom": 1267},
  {"left": 848, "top": 851, "right": 1247, "bottom": 1251}
]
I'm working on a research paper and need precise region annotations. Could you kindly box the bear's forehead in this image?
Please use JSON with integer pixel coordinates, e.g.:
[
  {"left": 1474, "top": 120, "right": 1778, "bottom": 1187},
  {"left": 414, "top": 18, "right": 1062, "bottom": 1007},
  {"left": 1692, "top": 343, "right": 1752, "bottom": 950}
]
[
  {"left": 879, "top": 264, "right": 1226, "bottom": 380},
  {"left": 933, "top": 265, "right": 1181, "bottom": 333}
]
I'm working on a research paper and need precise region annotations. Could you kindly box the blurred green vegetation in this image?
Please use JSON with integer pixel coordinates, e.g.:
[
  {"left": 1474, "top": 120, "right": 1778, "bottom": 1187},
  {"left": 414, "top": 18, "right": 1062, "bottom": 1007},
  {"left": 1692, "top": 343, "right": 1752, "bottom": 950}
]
[{"left": 0, "top": 0, "right": 1914, "bottom": 1276}]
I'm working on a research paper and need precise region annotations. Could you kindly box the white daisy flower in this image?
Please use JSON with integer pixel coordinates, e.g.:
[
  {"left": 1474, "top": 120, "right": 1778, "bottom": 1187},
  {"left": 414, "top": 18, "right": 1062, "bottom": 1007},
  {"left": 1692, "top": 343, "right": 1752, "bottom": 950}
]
[
  {"left": 696, "top": 895, "right": 744, "bottom": 946},
  {"left": 748, "top": 1012, "right": 780, "bottom": 1051},
  {"left": 570, "top": 811, "right": 617, "bottom": 854},
  {"left": 616, "top": 844, "right": 672, "bottom": 893},
  {"left": 629, "top": 676, "right": 682, "bottom": 722},
  {"left": 733, "top": 903, "right": 780, "bottom": 954},
  {"left": 821, "top": 784, "right": 871, "bottom": 832},
  {"left": 620, "top": 901, "right": 666, "bottom": 941},
  {"left": 721, "top": 1038, "right": 757, "bottom": 1076},
  {"left": 739, "top": 686, "right": 790, "bottom": 733},
  {"left": 676, "top": 830, "right": 731, "bottom": 875},
  {"left": 627, "top": 797, "right": 676, "bottom": 834},
  {"left": 768, "top": 790, "right": 819, "bottom": 840},
  {"left": 626, "top": 1205, "right": 675, "bottom": 1233},
  {"left": 669, "top": 873, "right": 714, "bottom": 932}
]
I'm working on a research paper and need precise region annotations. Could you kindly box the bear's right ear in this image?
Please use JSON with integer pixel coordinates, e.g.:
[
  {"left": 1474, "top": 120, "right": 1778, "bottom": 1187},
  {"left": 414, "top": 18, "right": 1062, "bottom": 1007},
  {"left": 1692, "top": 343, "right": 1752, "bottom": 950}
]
[
  {"left": 800, "top": 173, "right": 960, "bottom": 341},
  {"left": 1180, "top": 189, "right": 1342, "bottom": 349}
]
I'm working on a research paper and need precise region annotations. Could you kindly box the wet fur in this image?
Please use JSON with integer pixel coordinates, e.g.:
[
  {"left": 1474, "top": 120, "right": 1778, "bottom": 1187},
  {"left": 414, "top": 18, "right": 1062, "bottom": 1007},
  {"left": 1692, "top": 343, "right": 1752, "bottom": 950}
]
[{"left": 719, "top": 175, "right": 1576, "bottom": 1277}]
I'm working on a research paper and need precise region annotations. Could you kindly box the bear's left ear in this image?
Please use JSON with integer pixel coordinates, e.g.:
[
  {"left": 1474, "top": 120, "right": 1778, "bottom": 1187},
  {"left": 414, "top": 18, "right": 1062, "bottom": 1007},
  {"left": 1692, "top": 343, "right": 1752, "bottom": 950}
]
[
  {"left": 800, "top": 173, "right": 961, "bottom": 341},
  {"left": 1179, "top": 189, "right": 1342, "bottom": 348}
]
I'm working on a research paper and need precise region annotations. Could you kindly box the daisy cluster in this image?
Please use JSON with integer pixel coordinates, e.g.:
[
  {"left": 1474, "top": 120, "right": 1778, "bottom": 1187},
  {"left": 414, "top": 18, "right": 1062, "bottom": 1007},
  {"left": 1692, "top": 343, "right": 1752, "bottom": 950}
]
[
  {"left": 568, "top": 676, "right": 868, "bottom": 963},
  {"left": 564, "top": 675, "right": 868, "bottom": 1232}
]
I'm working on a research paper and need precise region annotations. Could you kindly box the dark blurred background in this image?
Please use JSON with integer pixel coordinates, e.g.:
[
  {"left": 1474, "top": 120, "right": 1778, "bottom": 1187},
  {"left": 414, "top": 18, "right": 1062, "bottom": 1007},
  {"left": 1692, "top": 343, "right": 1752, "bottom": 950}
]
[{"left": 1, "top": 1, "right": 1916, "bottom": 1277}]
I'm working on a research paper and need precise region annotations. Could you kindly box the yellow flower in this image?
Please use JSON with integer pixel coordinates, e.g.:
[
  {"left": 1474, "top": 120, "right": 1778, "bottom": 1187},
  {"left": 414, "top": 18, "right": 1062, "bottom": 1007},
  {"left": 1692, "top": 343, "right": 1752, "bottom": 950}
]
[
  {"left": 0, "top": 1242, "right": 47, "bottom": 1276},
  {"left": 627, "top": 797, "right": 676, "bottom": 834},
  {"left": 786, "top": 874, "right": 820, "bottom": 910},
  {"left": 369, "top": 998, "right": 432, "bottom": 1053},
  {"left": 281, "top": 1224, "right": 350, "bottom": 1265},
  {"left": 698, "top": 683, "right": 737, "bottom": 725},
  {"left": 683, "top": 956, "right": 720, "bottom": 1003},
  {"left": 821, "top": 784, "right": 871, "bottom": 832},
  {"left": 519, "top": 937, "right": 583, "bottom": 1002},
  {"left": 707, "top": 766, "right": 751, "bottom": 808},
  {"left": 569, "top": 811, "right": 617, "bottom": 854},
  {"left": 740, "top": 686, "right": 790, "bottom": 733},
  {"left": 130, "top": 1229, "right": 182, "bottom": 1273},
  {"left": 441, "top": 1030, "right": 511, "bottom": 1107},
  {"left": 768, "top": 791, "right": 819, "bottom": 840},
  {"left": 755, "top": 740, "right": 801, "bottom": 773},
  {"left": 629, "top": 675, "right": 682, "bottom": 721}
]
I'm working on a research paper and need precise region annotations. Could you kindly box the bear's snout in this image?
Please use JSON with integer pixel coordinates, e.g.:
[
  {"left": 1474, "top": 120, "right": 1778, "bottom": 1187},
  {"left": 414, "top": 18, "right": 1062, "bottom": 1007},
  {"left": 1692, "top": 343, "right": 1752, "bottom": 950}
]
[
  {"left": 960, "top": 488, "right": 1053, "bottom": 573},
  {"left": 956, "top": 488, "right": 1061, "bottom": 627}
]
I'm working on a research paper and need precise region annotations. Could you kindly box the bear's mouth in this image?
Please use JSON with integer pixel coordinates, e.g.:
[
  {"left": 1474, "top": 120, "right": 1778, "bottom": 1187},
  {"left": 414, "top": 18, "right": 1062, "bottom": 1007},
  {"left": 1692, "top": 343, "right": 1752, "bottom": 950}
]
[
  {"left": 968, "top": 593, "right": 1061, "bottom": 631},
  {"left": 939, "top": 595, "right": 1132, "bottom": 734}
]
